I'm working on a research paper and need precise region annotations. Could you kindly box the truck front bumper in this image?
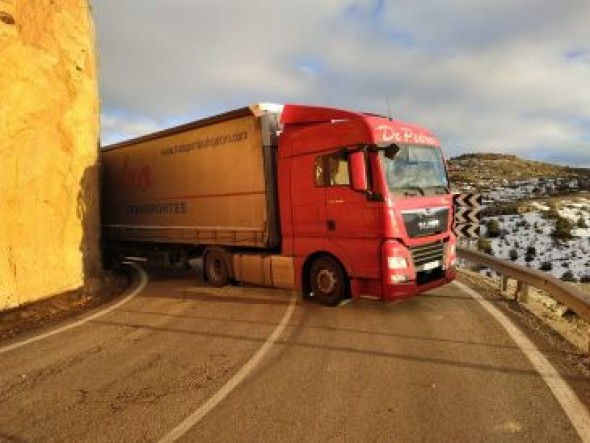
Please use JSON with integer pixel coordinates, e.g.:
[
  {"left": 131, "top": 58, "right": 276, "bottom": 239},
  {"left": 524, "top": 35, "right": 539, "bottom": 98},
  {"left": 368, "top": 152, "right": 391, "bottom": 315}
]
[
  {"left": 352, "top": 267, "right": 456, "bottom": 301},
  {"left": 382, "top": 267, "right": 456, "bottom": 301}
]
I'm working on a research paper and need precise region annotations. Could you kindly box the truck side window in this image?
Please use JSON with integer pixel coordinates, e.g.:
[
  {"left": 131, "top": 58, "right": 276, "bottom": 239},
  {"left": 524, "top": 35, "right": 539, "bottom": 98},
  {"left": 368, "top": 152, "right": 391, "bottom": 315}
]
[
  {"left": 328, "top": 155, "right": 350, "bottom": 186},
  {"left": 314, "top": 156, "right": 325, "bottom": 187},
  {"left": 314, "top": 154, "right": 350, "bottom": 187}
]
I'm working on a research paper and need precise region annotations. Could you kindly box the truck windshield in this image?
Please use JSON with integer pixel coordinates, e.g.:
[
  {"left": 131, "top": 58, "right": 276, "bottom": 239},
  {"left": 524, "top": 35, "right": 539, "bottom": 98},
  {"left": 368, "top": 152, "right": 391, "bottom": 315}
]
[{"left": 379, "top": 145, "right": 448, "bottom": 196}]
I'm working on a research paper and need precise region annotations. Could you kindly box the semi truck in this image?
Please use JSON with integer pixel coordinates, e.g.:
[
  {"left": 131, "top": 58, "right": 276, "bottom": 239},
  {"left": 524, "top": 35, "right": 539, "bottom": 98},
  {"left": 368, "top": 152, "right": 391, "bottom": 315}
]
[{"left": 101, "top": 103, "right": 456, "bottom": 305}]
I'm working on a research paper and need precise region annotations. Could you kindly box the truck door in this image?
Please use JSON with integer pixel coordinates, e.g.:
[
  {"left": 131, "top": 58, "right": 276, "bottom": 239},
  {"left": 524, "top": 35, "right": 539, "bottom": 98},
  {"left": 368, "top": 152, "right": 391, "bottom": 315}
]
[
  {"left": 322, "top": 151, "right": 381, "bottom": 279},
  {"left": 290, "top": 154, "right": 328, "bottom": 254}
]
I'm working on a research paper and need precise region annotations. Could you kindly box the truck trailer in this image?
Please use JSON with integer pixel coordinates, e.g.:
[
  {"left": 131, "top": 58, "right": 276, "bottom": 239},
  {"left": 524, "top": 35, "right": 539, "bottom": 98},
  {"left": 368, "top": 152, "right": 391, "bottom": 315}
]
[{"left": 101, "top": 103, "right": 456, "bottom": 305}]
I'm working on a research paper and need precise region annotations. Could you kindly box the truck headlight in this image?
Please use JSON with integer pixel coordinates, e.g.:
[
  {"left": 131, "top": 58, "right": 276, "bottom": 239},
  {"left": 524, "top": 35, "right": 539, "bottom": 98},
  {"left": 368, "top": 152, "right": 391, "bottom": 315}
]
[{"left": 388, "top": 256, "right": 408, "bottom": 269}]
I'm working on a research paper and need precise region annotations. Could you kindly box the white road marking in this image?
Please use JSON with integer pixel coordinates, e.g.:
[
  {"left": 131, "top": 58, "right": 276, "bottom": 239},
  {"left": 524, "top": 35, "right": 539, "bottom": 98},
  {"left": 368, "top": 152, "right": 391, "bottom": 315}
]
[
  {"left": 454, "top": 281, "right": 590, "bottom": 442},
  {"left": 158, "top": 292, "right": 297, "bottom": 443},
  {"left": 0, "top": 263, "right": 148, "bottom": 356}
]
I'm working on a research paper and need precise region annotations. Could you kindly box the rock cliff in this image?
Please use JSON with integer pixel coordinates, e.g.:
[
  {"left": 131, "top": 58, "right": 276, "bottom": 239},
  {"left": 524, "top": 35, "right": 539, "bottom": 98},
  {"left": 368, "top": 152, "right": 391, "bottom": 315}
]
[{"left": 0, "top": 0, "right": 100, "bottom": 310}]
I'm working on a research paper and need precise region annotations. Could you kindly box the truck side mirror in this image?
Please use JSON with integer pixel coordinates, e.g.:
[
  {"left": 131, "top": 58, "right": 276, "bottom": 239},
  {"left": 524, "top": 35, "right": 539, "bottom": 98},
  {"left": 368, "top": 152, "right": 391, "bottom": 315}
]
[
  {"left": 384, "top": 144, "right": 400, "bottom": 159},
  {"left": 349, "top": 151, "right": 368, "bottom": 192}
]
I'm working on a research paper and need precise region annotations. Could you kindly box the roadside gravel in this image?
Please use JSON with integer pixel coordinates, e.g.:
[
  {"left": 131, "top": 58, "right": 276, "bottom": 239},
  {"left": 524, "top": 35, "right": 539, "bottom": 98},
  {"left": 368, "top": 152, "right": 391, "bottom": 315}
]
[{"left": 0, "top": 271, "right": 128, "bottom": 342}]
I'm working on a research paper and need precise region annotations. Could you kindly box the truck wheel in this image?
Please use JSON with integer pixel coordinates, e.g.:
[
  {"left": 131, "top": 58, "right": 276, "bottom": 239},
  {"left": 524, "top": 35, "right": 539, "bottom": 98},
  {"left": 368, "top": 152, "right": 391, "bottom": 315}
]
[
  {"left": 204, "top": 249, "right": 230, "bottom": 287},
  {"left": 309, "top": 256, "right": 346, "bottom": 306}
]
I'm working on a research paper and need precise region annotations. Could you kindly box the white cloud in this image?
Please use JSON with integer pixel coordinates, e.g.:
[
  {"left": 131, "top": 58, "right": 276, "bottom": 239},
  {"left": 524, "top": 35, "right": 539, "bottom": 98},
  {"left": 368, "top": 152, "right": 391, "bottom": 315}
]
[
  {"left": 92, "top": 0, "right": 590, "bottom": 167},
  {"left": 100, "top": 114, "right": 162, "bottom": 146}
]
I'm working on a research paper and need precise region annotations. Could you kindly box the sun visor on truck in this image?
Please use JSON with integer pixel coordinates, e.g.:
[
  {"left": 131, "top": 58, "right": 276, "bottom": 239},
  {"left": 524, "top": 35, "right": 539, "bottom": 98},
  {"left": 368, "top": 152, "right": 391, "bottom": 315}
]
[{"left": 280, "top": 104, "right": 364, "bottom": 125}]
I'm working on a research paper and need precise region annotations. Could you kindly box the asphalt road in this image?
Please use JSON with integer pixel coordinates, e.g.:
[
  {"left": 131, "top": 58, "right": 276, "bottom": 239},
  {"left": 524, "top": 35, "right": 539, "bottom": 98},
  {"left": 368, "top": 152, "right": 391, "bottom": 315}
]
[{"left": 0, "top": 266, "right": 588, "bottom": 442}]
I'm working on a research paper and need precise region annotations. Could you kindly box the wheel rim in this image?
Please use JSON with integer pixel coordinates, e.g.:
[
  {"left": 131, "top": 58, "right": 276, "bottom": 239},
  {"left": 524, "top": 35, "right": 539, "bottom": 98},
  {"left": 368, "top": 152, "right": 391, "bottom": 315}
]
[
  {"left": 209, "top": 258, "right": 223, "bottom": 281},
  {"left": 315, "top": 269, "right": 337, "bottom": 294}
]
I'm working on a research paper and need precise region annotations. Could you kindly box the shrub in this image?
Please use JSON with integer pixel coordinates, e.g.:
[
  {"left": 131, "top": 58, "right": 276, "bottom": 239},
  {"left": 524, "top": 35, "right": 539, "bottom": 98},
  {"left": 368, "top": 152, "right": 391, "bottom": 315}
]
[
  {"left": 561, "top": 270, "right": 576, "bottom": 282},
  {"left": 526, "top": 246, "right": 536, "bottom": 256},
  {"left": 486, "top": 219, "right": 501, "bottom": 238},
  {"left": 551, "top": 216, "right": 573, "bottom": 239},
  {"left": 509, "top": 249, "right": 518, "bottom": 261},
  {"left": 477, "top": 238, "right": 493, "bottom": 255},
  {"left": 580, "top": 274, "right": 590, "bottom": 283},
  {"left": 525, "top": 254, "right": 535, "bottom": 263},
  {"left": 540, "top": 262, "right": 552, "bottom": 271},
  {"left": 578, "top": 217, "right": 588, "bottom": 228}
]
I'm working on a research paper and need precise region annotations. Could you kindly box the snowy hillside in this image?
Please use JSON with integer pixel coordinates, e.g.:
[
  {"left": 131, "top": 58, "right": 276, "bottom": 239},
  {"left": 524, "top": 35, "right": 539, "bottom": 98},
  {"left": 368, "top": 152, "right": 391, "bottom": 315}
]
[{"left": 481, "top": 198, "right": 590, "bottom": 281}]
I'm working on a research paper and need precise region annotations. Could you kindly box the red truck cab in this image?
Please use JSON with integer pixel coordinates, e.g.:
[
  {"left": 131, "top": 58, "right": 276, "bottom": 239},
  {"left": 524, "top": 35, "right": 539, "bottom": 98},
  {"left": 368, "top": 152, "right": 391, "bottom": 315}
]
[{"left": 277, "top": 104, "right": 456, "bottom": 304}]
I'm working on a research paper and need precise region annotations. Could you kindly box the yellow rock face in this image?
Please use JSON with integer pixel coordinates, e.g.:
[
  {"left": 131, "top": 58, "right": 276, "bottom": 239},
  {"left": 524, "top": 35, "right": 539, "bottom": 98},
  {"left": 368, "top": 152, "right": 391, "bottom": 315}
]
[{"left": 0, "top": 0, "right": 100, "bottom": 310}]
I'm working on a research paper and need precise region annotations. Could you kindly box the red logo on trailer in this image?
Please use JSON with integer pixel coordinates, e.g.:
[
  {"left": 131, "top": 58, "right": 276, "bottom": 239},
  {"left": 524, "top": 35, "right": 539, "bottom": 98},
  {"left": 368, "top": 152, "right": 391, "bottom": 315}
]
[{"left": 119, "top": 156, "right": 152, "bottom": 192}]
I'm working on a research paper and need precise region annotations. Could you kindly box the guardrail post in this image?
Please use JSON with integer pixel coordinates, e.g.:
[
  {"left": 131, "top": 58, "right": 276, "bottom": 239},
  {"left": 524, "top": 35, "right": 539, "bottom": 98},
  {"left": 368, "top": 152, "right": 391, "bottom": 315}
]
[
  {"left": 500, "top": 275, "right": 509, "bottom": 295},
  {"left": 516, "top": 281, "right": 529, "bottom": 303}
]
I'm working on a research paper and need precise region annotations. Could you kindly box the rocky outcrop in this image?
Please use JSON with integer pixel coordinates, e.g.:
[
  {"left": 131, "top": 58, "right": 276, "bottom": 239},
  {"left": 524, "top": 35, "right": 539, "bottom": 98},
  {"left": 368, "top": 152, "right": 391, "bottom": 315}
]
[{"left": 0, "top": 0, "right": 100, "bottom": 310}]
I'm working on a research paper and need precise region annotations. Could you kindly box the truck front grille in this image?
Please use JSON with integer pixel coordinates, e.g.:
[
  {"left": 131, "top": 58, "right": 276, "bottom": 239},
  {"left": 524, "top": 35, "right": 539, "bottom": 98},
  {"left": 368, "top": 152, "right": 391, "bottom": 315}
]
[
  {"left": 401, "top": 207, "right": 449, "bottom": 238},
  {"left": 410, "top": 241, "right": 444, "bottom": 268}
]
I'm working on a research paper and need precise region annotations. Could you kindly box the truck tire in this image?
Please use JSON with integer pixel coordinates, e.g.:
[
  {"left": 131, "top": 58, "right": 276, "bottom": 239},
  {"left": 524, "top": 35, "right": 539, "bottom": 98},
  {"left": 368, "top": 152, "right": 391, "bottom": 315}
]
[
  {"left": 204, "top": 249, "right": 230, "bottom": 287},
  {"left": 309, "top": 256, "right": 346, "bottom": 306}
]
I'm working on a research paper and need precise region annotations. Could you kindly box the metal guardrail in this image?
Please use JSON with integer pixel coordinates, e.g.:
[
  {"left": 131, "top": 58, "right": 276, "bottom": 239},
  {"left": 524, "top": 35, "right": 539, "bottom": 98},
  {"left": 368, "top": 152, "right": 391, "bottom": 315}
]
[{"left": 457, "top": 246, "right": 590, "bottom": 325}]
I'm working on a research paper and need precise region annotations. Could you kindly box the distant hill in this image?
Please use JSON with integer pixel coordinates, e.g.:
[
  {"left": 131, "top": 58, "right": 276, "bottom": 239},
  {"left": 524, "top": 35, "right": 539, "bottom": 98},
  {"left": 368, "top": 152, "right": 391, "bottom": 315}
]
[{"left": 447, "top": 153, "right": 590, "bottom": 187}]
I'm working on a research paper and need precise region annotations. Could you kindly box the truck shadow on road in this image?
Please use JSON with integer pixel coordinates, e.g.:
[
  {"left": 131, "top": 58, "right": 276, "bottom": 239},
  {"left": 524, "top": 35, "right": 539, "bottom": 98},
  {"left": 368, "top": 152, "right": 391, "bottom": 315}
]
[
  {"left": 115, "top": 306, "right": 557, "bottom": 354},
  {"left": 90, "top": 316, "right": 587, "bottom": 381},
  {"left": 89, "top": 299, "right": 585, "bottom": 382}
]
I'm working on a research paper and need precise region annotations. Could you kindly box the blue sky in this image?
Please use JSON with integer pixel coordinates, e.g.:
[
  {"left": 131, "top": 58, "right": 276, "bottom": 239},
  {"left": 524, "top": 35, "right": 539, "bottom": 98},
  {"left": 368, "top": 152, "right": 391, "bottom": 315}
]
[{"left": 93, "top": 0, "right": 590, "bottom": 167}]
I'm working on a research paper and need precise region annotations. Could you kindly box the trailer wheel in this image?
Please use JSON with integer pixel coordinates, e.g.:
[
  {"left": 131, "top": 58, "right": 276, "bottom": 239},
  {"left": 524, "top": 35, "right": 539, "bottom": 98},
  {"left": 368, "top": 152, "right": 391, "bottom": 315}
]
[
  {"left": 204, "top": 249, "right": 230, "bottom": 287},
  {"left": 309, "top": 256, "right": 346, "bottom": 306}
]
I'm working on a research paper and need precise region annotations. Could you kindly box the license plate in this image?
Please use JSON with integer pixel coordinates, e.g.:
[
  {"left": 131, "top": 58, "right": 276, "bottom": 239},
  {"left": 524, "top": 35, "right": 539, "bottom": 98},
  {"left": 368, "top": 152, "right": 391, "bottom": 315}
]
[{"left": 423, "top": 260, "right": 440, "bottom": 271}]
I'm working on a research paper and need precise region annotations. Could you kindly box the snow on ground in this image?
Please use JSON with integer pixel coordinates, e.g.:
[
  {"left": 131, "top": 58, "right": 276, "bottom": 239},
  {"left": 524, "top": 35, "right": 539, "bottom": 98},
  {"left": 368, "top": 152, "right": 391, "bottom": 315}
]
[
  {"left": 530, "top": 201, "right": 549, "bottom": 211},
  {"left": 482, "top": 200, "right": 590, "bottom": 281},
  {"left": 487, "top": 185, "right": 536, "bottom": 202},
  {"left": 559, "top": 200, "right": 590, "bottom": 222},
  {"left": 463, "top": 177, "right": 582, "bottom": 205}
]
